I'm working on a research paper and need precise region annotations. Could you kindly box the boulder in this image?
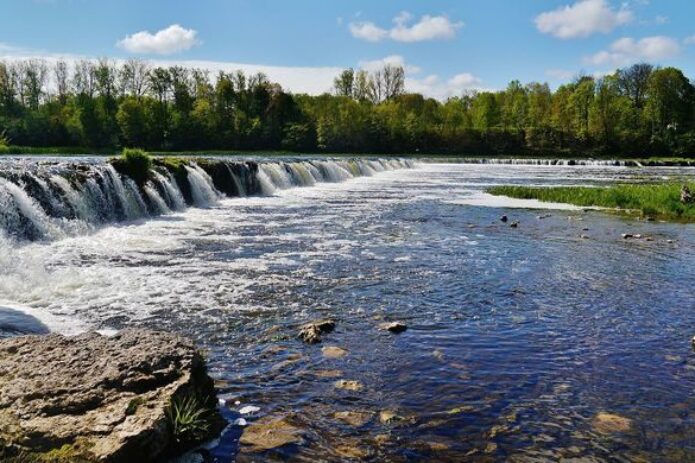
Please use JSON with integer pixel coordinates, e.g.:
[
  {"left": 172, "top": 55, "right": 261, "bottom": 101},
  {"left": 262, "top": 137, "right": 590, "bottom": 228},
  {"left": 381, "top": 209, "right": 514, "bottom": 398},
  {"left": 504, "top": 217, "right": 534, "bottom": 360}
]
[
  {"left": 298, "top": 319, "right": 336, "bottom": 344},
  {"left": 239, "top": 416, "right": 304, "bottom": 452},
  {"left": 0, "top": 329, "right": 224, "bottom": 462},
  {"left": 591, "top": 412, "right": 632, "bottom": 434},
  {"left": 378, "top": 322, "right": 408, "bottom": 334}
]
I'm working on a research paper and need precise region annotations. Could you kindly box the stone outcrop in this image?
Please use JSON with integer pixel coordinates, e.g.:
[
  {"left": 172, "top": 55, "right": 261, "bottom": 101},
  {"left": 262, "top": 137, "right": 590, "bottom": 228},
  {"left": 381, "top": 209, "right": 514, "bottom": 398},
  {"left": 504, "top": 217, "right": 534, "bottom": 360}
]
[
  {"left": 0, "top": 329, "right": 224, "bottom": 462},
  {"left": 297, "top": 319, "right": 336, "bottom": 344}
]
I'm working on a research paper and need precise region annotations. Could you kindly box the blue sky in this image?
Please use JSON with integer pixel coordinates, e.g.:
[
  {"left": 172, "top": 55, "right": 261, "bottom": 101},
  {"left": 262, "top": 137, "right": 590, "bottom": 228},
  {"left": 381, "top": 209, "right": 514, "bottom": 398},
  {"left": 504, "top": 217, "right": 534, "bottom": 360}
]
[{"left": 1, "top": 0, "right": 694, "bottom": 98}]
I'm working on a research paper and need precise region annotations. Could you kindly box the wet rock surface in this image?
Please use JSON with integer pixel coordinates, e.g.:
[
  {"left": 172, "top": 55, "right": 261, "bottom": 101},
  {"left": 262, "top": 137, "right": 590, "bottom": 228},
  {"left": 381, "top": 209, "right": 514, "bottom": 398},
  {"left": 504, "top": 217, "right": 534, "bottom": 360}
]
[
  {"left": 0, "top": 329, "right": 223, "bottom": 462},
  {"left": 379, "top": 321, "right": 408, "bottom": 334},
  {"left": 298, "top": 319, "right": 336, "bottom": 344}
]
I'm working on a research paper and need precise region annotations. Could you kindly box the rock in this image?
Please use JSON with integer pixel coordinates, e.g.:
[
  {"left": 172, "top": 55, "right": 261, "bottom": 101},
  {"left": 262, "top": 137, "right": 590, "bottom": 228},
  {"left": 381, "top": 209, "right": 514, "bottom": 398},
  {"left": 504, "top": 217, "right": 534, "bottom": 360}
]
[
  {"left": 510, "top": 221, "right": 519, "bottom": 228},
  {"left": 537, "top": 214, "right": 551, "bottom": 220},
  {"left": 298, "top": 319, "right": 335, "bottom": 344},
  {"left": 691, "top": 335, "right": 695, "bottom": 349},
  {"left": 432, "top": 349, "right": 445, "bottom": 361},
  {"left": 378, "top": 322, "right": 408, "bottom": 334},
  {"left": 334, "top": 411, "right": 373, "bottom": 427},
  {"left": 0, "top": 329, "right": 224, "bottom": 462},
  {"left": 591, "top": 412, "right": 632, "bottom": 434},
  {"left": 580, "top": 234, "right": 590, "bottom": 239},
  {"left": 334, "top": 380, "right": 363, "bottom": 392},
  {"left": 322, "top": 346, "right": 348, "bottom": 359},
  {"left": 622, "top": 233, "right": 634, "bottom": 239},
  {"left": 239, "top": 416, "right": 304, "bottom": 452},
  {"left": 484, "top": 442, "right": 498, "bottom": 454},
  {"left": 634, "top": 234, "right": 643, "bottom": 239},
  {"left": 379, "top": 410, "right": 411, "bottom": 425},
  {"left": 500, "top": 215, "right": 509, "bottom": 223},
  {"left": 313, "top": 369, "right": 343, "bottom": 378},
  {"left": 335, "top": 441, "right": 371, "bottom": 459},
  {"left": 645, "top": 236, "right": 654, "bottom": 242}
]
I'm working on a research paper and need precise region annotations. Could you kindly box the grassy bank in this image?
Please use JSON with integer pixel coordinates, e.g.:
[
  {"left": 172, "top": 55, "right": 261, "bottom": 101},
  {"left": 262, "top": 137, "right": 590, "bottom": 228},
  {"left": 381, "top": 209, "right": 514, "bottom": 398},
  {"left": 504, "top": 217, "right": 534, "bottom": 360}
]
[{"left": 486, "top": 183, "right": 695, "bottom": 222}]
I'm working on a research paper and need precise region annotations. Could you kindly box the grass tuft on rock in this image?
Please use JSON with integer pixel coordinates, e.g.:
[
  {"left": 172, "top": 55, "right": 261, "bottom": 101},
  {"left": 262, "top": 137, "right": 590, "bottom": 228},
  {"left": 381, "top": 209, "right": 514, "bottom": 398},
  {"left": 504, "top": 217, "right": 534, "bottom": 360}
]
[
  {"left": 111, "top": 148, "right": 153, "bottom": 185},
  {"left": 166, "top": 395, "right": 212, "bottom": 446},
  {"left": 486, "top": 183, "right": 695, "bottom": 222}
]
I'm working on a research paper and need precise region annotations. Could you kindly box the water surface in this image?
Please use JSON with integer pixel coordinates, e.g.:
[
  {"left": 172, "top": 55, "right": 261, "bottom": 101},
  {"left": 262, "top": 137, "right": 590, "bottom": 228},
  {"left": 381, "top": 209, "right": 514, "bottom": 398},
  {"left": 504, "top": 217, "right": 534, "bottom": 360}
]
[{"left": 2, "top": 162, "right": 695, "bottom": 462}]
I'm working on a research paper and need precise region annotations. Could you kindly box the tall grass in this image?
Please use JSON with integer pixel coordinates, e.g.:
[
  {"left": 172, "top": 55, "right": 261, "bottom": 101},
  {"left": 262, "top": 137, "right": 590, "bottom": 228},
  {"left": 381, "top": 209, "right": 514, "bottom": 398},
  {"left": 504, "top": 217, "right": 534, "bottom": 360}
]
[{"left": 486, "top": 183, "right": 695, "bottom": 222}]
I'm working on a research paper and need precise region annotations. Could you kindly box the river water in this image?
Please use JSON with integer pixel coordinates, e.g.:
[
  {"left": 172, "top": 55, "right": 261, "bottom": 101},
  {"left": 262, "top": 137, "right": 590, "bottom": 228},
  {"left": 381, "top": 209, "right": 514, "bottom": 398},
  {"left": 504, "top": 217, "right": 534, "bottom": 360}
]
[{"left": 1, "top": 160, "right": 695, "bottom": 462}]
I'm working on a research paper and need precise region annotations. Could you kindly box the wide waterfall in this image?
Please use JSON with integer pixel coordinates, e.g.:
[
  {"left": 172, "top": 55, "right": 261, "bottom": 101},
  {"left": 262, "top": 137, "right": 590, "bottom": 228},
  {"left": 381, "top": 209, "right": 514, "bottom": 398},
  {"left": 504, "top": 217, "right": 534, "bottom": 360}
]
[{"left": 0, "top": 157, "right": 414, "bottom": 242}]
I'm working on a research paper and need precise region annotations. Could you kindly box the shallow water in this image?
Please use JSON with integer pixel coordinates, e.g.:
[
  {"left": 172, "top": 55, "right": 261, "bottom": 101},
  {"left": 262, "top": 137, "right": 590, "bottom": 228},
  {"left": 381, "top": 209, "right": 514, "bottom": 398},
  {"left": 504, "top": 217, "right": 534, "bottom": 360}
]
[{"left": 2, "top": 162, "right": 695, "bottom": 462}]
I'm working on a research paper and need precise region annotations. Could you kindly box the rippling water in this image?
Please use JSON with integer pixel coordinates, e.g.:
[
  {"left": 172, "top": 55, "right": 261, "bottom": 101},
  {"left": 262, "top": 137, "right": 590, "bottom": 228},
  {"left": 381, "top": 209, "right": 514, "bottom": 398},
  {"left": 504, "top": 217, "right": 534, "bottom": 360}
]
[{"left": 2, "top": 162, "right": 695, "bottom": 462}]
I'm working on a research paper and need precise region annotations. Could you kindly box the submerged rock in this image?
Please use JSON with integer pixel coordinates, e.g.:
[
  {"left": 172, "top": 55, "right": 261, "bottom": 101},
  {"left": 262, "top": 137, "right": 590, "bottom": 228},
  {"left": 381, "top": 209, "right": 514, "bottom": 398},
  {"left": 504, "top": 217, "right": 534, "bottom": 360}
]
[
  {"left": 500, "top": 215, "right": 509, "bottom": 223},
  {"left": 0, "top": 329, "right": 224, "bottom": 462},
  {"left": 239, "top": 416, "right": 304, "bottom": 452},
  {"left": 298, "top": 319, "right": 336, "bottom": 344},
  {"left": 592, "top": 412, "right": 632, "bottom": 434},
  {"left": 334, "top": 410, "right": 374, "bottom": 427},
  {"left": 378, "top": 322, "right": 408, "bottom": 334},
  {"left": 510, "top": 221, "right": 519, "bottom": 228},
  {"left": 322, "top": 346, "right": 348, "bottom": 359},
  {"left": 334, "top": 380, "right": 364, "bottom": 391}
]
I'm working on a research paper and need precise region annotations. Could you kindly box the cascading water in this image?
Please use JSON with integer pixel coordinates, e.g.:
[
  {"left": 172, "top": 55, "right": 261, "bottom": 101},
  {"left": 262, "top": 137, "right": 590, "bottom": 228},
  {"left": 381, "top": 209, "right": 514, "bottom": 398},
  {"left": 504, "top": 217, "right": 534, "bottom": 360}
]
[{"left": 0, "top": 157, "right": 415, "bottom": 242}]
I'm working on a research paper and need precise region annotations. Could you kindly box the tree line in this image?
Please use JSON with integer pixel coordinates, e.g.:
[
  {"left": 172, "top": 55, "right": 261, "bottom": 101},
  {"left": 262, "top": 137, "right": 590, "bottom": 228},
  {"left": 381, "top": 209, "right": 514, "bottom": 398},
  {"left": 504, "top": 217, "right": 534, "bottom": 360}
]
[{"left": 0, "top": 58, "right": 694, "bottom": 157}]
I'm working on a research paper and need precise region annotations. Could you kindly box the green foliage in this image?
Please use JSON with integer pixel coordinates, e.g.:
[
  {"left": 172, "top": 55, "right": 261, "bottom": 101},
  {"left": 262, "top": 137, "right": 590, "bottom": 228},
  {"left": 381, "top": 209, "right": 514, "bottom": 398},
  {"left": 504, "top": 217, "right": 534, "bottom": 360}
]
[
  {"left": 0, "top": 129, "right": 8, "bottom": 148},
  {"left": 166, "top": 395, "right": 211, "bottom": 445},
  {"left": 487, "top": 183, "right": 695, "bottom": 222},
  {"left": 112, "top": 148, "right": 153, "bottom": 185},
  {"left": 0, "top": 59, "right": 694, "bottom": 156},
  {"left": 125, "top": 397, "right": 145, "bottom": 416}
]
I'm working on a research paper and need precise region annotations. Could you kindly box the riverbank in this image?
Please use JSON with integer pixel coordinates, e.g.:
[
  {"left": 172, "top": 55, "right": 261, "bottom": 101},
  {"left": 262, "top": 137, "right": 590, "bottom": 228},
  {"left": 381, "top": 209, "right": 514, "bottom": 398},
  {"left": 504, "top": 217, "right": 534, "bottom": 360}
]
[{"left": 487, "top": 183, "right": 695, "bottom": 222}]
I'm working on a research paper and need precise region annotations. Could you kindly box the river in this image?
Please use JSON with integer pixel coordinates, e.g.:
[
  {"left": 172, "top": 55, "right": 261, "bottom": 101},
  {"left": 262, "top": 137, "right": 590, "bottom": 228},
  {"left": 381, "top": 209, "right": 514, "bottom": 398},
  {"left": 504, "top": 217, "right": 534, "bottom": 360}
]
[{"left": 1, "top": 159, "right": 694, "bottom": 462}]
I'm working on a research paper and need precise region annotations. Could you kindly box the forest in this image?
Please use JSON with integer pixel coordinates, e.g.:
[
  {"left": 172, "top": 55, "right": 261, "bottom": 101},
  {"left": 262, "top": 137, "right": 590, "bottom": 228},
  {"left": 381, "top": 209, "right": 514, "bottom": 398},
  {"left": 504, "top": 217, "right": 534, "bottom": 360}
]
[{"left": 0, "top": 58, "right": 694, "bottom": 157}]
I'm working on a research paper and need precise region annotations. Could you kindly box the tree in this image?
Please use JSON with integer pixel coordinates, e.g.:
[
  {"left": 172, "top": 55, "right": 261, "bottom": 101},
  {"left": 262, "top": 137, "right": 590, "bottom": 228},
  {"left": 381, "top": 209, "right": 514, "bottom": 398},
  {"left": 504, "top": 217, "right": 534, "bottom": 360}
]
[
  {"left": 617, "top": 63, "right": 653, "bottom": 109},
  {"left": 334, "top": 68, "right": 354, "bottom": 97}
]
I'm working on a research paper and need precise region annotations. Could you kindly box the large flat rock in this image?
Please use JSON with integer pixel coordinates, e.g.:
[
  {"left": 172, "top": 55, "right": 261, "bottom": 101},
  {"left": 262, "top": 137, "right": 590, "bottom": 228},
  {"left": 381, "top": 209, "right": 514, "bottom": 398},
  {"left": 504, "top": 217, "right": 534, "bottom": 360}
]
[{"left": 0, "top": 329, "right": 224, "bottom": 462}]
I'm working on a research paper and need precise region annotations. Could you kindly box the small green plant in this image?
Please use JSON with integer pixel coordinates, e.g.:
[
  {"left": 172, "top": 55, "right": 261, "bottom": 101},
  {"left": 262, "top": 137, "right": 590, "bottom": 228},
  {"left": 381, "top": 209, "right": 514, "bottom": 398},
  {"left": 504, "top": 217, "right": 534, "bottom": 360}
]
[
  {"left": 166, "top": 395, "right": 211, "bottom": 444},
  {"left": 0, "top": 130, "right": 10, "bottom": 150},
  {"left": 125, "top": 397, "right": 144, "bottom": 416},
  {"left": 114, "top": 148, "right": 153, "bottom": 185}
]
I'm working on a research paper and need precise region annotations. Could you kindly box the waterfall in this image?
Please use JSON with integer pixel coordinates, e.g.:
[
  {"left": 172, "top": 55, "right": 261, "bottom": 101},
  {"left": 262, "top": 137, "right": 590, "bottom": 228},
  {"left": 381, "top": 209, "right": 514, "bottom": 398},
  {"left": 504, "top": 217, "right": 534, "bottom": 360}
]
[
  {"left": 0, "top": 157, "right": 414, "bottom": 242},
  {"left": 184, "top": 164, "right": 222, "bottom": 207}
]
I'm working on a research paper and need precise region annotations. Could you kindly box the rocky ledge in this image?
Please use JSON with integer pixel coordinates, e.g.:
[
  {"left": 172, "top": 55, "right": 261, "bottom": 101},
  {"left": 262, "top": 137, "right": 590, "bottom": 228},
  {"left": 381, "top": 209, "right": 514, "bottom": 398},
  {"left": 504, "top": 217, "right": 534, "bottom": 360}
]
[{"left": 0, "top": 329, "right": 225, "bottom": 462}]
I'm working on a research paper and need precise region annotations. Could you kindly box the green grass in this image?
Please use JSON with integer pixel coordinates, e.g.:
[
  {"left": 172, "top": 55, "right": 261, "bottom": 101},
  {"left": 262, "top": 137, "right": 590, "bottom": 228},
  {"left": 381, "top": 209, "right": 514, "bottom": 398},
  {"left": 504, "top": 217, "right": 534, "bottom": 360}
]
[
  {"left": 486, "top": 183, "right": 695, "bottom": 222},
  {"left": 166, "top": 395, "right": 212, "bottom": 445}
]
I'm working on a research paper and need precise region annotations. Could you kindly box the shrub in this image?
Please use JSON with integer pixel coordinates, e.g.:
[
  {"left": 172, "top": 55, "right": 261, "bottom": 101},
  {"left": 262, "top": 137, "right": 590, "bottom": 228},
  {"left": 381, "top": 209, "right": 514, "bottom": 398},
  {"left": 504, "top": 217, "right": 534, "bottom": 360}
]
[{"left": 112, "top": 148, "right": 153, "bottom": 185}]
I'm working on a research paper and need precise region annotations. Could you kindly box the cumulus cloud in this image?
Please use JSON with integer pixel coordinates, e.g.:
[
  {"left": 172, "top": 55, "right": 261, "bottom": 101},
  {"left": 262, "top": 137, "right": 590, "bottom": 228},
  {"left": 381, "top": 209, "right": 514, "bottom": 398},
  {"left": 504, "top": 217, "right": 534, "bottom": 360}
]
[
  {"left": 117, "top": 24, "right": 200, "bottom": 55},
  {"left": 585, "top": 36, "right": 680, "bottom": 66},
  {"left": 535, "top": 0, "right": 633, "bottom": 39},
  {"left": 684, "top": 35, "right": 695, "bottom": 45},
  {"left": 406, "top": 73, "right": 484, "bottom": 100},
  {"left": 350, "top": 11, "right": 463, "bottom": 43},
  {"left": 358, "top": 55, "right": 421, "bottom": 74}
]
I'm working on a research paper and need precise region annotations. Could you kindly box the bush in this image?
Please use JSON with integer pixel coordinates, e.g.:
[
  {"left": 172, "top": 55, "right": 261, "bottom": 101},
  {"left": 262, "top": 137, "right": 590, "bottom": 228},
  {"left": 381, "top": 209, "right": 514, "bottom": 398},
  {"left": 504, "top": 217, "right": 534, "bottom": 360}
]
[{"left": 112, "top": 148, "right": 153, "bottom": 185}]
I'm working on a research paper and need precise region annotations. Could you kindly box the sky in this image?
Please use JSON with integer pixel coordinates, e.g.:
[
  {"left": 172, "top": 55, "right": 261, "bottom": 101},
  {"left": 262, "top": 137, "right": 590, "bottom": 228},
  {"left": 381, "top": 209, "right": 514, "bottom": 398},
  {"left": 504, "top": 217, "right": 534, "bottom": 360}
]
[{"left": 1, "top": 0, "right": 694, "bottom": 99}]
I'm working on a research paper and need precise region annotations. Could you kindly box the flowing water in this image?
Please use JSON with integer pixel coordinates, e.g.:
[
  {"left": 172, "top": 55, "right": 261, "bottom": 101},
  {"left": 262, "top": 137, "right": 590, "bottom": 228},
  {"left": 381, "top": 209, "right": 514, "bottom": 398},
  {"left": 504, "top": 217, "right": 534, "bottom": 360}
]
[{"left": 1, "top": 159, "right": 695, "bottom": 462}]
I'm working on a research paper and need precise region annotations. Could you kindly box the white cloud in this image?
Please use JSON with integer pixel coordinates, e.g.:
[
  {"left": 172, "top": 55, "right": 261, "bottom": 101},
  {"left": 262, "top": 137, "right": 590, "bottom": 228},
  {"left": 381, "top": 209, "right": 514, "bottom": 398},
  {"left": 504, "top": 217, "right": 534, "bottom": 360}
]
[
  {"left": 350, "top": 11, "right": 463, "bottom": 43},
  {"left": 117, "top": 24, "right": 200, "bottom": 55},
  {"left": 358, "top": 55, "right": 421, "bottom": 74},
  {"left": 535, "top": 0, "right": 633, "bottom": 39},
  {"left": 349, "top": 22, "right": 388, "bottom": 42},
  {"left": 406, "top": 73, "right": 484, "bottom": 100},
  {"left": 684, "top": 35, "right": 695, "bottom": 45},
  {"left": 585, "top": 36, "right": 680, "bottom": 66}
]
